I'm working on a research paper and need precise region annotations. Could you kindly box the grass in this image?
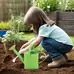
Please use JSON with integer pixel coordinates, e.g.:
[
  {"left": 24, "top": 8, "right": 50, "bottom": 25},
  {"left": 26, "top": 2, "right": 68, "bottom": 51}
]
[
  {"left": 70, "top": 36, "right": 74, "bottom": 49},
  {"left": 24, "top": 33, "right": 74, "bottom": 49},
  {"left": 70, "top": 36, "right": 74, "bottom": 44}
]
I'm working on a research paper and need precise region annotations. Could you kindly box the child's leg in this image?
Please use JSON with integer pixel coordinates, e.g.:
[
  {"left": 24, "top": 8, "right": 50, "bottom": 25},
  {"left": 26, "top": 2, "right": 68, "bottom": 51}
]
[
  {"left": 41, "top": 38, "right": 72, "bottom": 60},
  {"left": 41, "top": 38, "right": 72, "bottom": 67},
  {"left": 41, "top": 39, "right": 63, "bottom": 61}
]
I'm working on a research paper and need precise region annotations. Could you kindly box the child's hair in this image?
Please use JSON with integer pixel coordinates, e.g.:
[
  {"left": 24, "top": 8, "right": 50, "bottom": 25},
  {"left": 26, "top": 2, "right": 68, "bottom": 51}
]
[{"left": 24, "top": 6, "right": 55, "bottom": 34}]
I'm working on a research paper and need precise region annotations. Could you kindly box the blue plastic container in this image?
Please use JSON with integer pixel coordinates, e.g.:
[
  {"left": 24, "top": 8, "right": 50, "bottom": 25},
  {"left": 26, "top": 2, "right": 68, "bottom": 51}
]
[{"left": 0, "top": 30, "right": 6, "bottom": 37}]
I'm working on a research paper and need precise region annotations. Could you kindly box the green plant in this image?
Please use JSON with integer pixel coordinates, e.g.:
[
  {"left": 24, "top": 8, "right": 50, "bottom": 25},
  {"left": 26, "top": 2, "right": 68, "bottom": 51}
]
[
  {"left": 2, "top": 30, "right": 25, "bottom": 43},
  {"left": 1, "top": 13, "right": 31, "bottom": 43},
  {"left": 9, "top": 14, "right": 23, "bottom": 32},
  {"left": 32, "top": 0, "right": 74, "bottom": 11},
  {"left": 9, "top": 14, "right": 31, "bottom": 32},
  {"left": 32, "top": 0, "right": 58, "bottom": 12},
  {"left": 57, "top": 0, "right": 68, "bottom": 11},
  {"left": 66, "top": 0, "right": 74, "bottom": 11},
  {"left": 57, "top": 0, "right": 74, "bottom": 11}
]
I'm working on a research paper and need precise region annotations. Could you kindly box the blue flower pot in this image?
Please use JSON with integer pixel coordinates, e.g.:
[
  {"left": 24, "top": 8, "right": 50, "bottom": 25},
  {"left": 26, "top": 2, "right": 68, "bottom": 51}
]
[{"left": 0, "top": 30, "right": 6, "bottom": 37}]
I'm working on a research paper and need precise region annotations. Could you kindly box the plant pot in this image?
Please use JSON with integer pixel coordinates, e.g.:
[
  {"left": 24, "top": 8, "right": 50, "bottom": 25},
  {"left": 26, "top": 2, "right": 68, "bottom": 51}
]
[{"left": 0, "top": 30, "right": 6, "bottom": 37}]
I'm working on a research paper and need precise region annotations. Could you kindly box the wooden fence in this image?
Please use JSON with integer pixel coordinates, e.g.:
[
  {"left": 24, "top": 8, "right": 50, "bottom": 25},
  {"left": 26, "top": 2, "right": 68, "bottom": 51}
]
[
  {"left": 0, "top": 0, "right": 31, "bottom": 21},
  {"left": 47, "top": 12, "right": 74, "bottom": 36},
  {"left": 0, "top": 0, "right": 74, "bottom": 36}
]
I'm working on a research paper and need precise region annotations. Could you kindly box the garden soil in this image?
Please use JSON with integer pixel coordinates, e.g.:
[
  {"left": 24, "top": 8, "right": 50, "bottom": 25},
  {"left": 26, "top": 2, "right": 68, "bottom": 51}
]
[{"left": 0, "top": 43, "right": 74, "bottom": 74}]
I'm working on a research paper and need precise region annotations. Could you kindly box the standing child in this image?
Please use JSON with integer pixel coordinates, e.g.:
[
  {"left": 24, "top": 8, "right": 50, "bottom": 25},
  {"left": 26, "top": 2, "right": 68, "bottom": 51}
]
[{"left": 12, "top": 7, "right": 73, "bottom": 68}]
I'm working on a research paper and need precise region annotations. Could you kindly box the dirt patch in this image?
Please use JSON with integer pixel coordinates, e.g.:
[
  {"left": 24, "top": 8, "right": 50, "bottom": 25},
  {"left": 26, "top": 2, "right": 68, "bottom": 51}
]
[{"left": 0, "top": 43, "right": 74, "bottom": 74}]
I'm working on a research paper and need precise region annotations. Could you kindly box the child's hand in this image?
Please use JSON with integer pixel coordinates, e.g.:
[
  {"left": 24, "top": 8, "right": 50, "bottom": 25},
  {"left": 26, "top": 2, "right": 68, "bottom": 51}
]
[
  {"left": 19, "top": 48, "right": 26, "bottom": 54},
  {"left": 12, "top": 56, "right": 18, "bottom": 63}
]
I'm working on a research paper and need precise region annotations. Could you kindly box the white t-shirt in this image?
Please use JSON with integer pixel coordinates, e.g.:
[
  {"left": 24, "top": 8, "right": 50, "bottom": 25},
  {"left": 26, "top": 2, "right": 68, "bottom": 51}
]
[{"left": 38, "top": 24, "right": 73, "bottom": 46}]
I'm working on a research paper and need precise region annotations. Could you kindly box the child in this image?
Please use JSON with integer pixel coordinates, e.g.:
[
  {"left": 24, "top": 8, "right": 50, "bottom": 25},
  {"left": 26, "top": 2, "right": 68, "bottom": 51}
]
[{"left": 12, "top": 7, "right": 73, "bottom": 68}]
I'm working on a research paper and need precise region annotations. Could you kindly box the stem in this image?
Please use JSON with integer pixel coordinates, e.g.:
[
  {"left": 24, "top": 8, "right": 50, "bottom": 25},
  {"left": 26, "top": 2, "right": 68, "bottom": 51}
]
[{"left": 3, "top": 42, "right": 7, "bottom": 53}]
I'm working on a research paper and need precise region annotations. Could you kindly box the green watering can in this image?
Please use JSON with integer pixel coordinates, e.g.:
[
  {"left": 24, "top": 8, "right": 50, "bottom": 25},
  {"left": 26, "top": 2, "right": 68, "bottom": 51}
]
[{"left": 9, "top": 45, "right": 39, "bottom": 70}]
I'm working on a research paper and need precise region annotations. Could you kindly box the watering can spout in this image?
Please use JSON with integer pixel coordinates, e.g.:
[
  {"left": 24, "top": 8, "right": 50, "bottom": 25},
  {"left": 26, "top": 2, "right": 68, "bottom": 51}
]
[{"left": 9, "top": 45, "right": 24, "bottom": 63}]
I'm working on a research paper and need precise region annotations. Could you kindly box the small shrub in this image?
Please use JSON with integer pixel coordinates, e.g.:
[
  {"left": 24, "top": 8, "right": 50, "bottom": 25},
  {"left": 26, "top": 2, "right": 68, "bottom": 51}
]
[
  {"left": 66, "top": 0, "right": 74, "bottom": 11},
  {"left": 32, "top": 0, "right": 58, "bottom": 12},
  {"left": 9, "top": 14, "right": 31, "bottom": 32},
  {"left": 2, "top": 30, "right": 25, "bottom": 43},
  {"left": 32, "top": 0, "right": 74, "bottom": 11}
]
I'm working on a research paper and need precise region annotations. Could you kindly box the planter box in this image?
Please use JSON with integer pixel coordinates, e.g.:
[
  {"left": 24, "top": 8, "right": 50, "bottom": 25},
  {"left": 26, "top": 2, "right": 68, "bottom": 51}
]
[
  {"left": 0, "top": 30, "right": 6, "bottom": 37},
  {"left": 46, "top": 12, "right": 57, "bottom": 23},
  {"left": 58, "top": 20, "right": 74, "bottom": 30},
  {"left": 58, "top": 11, "right": 74, "bottom": 36},
  {"left": 58, "top": 12, "right": 74, "bottom": 20}
]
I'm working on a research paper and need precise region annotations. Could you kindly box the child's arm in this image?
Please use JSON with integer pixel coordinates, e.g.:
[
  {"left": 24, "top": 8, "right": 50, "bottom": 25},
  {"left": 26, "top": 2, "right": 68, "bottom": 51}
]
[
  {"left": 12, "top": 44, "right": 32, "bottom": 62},
  {"left": 12, "top": 36, "right": 43, "bottom": 62},
  {"left": 12, "top": 38, "right": 35, "bottom": 62},
  {"left": 20, "top": 38, "right": 36, "bottom": 50},
  {"left": 19, "top": 36, "right": 43, "bottom": 54}
]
